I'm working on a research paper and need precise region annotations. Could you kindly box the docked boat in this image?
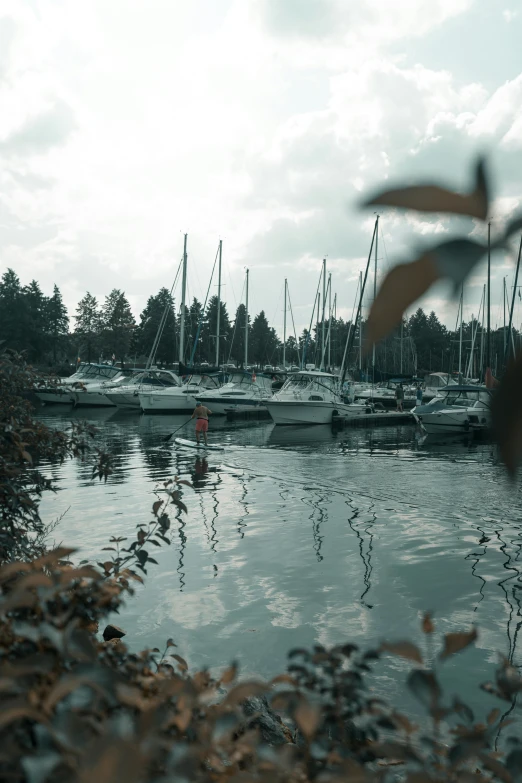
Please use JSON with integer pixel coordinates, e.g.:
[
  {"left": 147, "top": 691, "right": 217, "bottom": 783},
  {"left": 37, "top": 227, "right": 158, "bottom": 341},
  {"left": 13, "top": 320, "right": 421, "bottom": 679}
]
[
  {"left": 104, "top": 369, "right": 181, "bottom": 409},
  {"left": 139, "top": 374, "right": 220, "bottom": 414},
  {"left": 413, "top": 386, "right": 492, "bottom": 434},
  {"left": 264, "top": 371, "right": 370, "bottom": 425},
  {"left": 35, "top": 363, "right": 123, "bottom": 405},
  {"left": 196, "top": 372, "right": 273, "bottom": 415}
]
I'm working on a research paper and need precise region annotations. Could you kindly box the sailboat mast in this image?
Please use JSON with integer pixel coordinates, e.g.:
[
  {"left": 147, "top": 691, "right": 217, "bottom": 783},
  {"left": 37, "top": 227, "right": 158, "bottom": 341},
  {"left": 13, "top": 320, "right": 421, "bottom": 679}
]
[
  {"left": 487, "top": 221, "right": 491, "bottom": 370},
  {"left": 358, "top": 271, "right": 363, "bottom": 372},
  {"left": 503, "top": 276, "right": 507, "bottom": 353},
  {"left": 215, "top": 239, "right": 222, "bottom": 367},
  {"left": 179, "top": 233, "right": 188, "bottom": 367},
  {"left": 321, "top": 259, "right": 326, "bottom": 369},
  {"left": 372, "top": 215, "right": 379, "bottom": 377},
  {"left": 245, "top": 268, "right": 249, "bottom": 368},
  {"left": 328, "top": 273, "right": 332, "bottom": 371},
  {"left": 505, "top": 232, "right": 522, "bottom": 365},
  {"left": 283, "top": 278, "right": 287, "bottom": 369},
  {"left": 480, "top": 284, "right": 485, "bottom": 376},
  {"left": 458, "top": 285, "right": 464, "bottom": 378}
]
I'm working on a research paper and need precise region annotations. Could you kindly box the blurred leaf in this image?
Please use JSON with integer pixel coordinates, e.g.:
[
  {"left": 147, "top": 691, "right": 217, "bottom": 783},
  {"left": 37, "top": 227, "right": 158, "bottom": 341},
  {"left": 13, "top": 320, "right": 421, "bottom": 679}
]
[
  {"left": 152, "top": 500, "right": 163, "bottom": 515},
  {"left": 223, "top": 682, "right": 267, "bottom": 706},
  {"left": 21, "top": 752, "right": 61, "bottom": 783},
  {"left": 220, "top": 663, "right": 238, "bottom": 684},
  {"left": 365, "top": 255, "right": 438, "bottom": 349},
  {"left": 294, "top": 701, "right": 320, "bottom": 740},
  {"left": 488, "top": 707, "right": 500, "bottom": 725},
  {"left": 440, "top": 628, "right": 477, "bottom": 660},
  {"left": 0, "top": 703, "right": 47, "bottom": 728},
  {"left": 480, "top": 752, "right": 513, "bottom": 783},
  {"left": 492, "top": 355, "right": 522, "bottom": 477},
  {"left": 33, "top": 547, "right": 77, "bottom": 568},
  {"left": 361, "top": 157, "right": 488, "bottom": 219},
  {"left": 166, "top": 638, "right": 177, "bottom": 648},
  {"left": 422, "top": 612, "right": 435, "bottom": 634},
  {"left": 407, "top": 669, "right": 441, "bottom": 709},
  {"left": 172, "top": 654, "right": 188, "bottom": 672},
  {"left": 270, "top": 674, "right": 297, "bottom": 686},
  {"left": 381, "top": 641, "right": 423, "bottom": 665},
  {"left": 506, "top": 749, "right": 522, "bottom": 781}
]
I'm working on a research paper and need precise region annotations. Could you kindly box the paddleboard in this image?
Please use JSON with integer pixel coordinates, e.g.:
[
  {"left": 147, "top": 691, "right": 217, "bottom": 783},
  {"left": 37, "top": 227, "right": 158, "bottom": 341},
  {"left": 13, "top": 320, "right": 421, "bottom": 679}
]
[{"left": 174, "top": 437, "right": 224, "bottom": 451}]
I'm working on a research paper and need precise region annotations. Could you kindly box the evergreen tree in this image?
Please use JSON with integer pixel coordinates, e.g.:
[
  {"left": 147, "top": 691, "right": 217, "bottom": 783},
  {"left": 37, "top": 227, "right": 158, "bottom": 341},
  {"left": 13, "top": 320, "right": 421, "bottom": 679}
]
[
  {"left": 249, "top": 311, "right": 280, "bottom": 366},
  {"left": 134, "top": 288, "right": 176, "bottom": 365},
  {"left": 187, "top": 298, "right": 204, "bottom": 363},
  {"left": 46, "top": 285, "right": 69, "bottom": 363},
  {"left": 0, "top": 269, "right": 25, "bottom": 351},
  {"left": 74, "top": 292, "right": 101, "bottom": 363},
  {"left": 230, "top": 303, "right": 249, "bottom": 366},
  {"left": 22, "top": 280, "right": 47, "bottom": 359},
  {"left": 101, "top": 290, "right": 135, "bottom": 365},
  {"left": 202, "top": 296, "right": 232, "bottom": 365}
]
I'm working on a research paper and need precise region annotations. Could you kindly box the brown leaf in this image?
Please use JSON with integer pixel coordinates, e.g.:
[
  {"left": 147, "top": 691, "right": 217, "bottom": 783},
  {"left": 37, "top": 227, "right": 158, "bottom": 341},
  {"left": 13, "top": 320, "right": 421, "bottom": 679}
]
[
  {"left": 223, "top": 682, "right": 267, "bottom": 706},
  {"left": 294, "top": 701, "right": 320, "bottom": 739},
  {"left": 365, "top": 254, "right": 439, "bottom": 349},
  {"left": 152, "top": 500, "right": 163, "bottom": 515},
  {"left": 381, "top": 641, "right": 423, "bottom": 665},
  {"left": 479, "top": 753, "right": 513, "bottom": 783},
  {"left": 270, "top": 674, "right": 298, "bottom": 687},
  {"left": 166, "top": 638, "right": 177, "bottom": 648},
  {"left": 492, "top": 355, "right": 522, "bottom": 477},
  {"left": 0, "top": 704, "right": 48, "bottom": 728},
  {"left": 422, "top": 612, "right": 435, "bottom": 634},
  {"left": 361, "top": 157, "right": 488, "bottom": 219},
  {"left": 440, "top": 628, "right": 477, "bottom": 660},
  {"left": 488, "top": 708, "right": 500, "bottom": 725},
  {"left": 33, "top": 547, "right": 77, "bottom": 568},
  {"left": 171, "top": 654, "right": 188, "bottom": 672},
  {"left": 220, "top": 664, "right": 238, "bottom": 684}
]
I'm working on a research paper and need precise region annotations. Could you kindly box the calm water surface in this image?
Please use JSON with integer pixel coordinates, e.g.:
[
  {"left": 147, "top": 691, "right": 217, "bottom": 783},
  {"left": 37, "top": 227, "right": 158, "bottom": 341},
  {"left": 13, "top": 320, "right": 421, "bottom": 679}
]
[{"left": 37, "top": 408, "right": 522, "bottom": 727}]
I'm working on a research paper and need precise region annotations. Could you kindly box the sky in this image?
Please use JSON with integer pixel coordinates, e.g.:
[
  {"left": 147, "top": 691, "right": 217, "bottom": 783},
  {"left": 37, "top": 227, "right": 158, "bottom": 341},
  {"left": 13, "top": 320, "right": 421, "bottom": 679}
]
[{"left": 1, "top": 0, "right": 522, "bottom": 340}]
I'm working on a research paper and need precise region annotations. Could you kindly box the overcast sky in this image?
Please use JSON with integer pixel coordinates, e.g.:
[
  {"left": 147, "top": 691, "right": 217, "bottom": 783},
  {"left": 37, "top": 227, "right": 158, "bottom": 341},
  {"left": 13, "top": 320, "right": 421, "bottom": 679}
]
[{"left": 1, "top": 0, "right": 522, "bottom": 339}]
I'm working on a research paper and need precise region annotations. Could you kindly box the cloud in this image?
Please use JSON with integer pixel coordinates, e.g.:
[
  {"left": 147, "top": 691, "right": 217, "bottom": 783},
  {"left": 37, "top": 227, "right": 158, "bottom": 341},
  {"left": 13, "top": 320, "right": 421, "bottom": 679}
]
[{"left": 0, "top": 100, "right": 76, "bottom": 155}]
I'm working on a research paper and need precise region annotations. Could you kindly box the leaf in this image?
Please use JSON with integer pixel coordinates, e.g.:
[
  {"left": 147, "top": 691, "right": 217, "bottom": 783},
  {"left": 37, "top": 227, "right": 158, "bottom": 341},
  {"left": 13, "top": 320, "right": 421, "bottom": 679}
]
[
  {"left": 294, "top": 701, "right": 320, "bottom": 739},
  {"left": 381, "top": 641, "right": 423, "bottom": 665},
  {"left": 178, "top": 480, "right": 193, "bottom": 487},
  {"left": 487, "top": 708, "right": 500, "bottom": 725},
  {"left": 440, "top": 628, "right": 477, "bottom": 660},
  {"left": 480, "top": 752, "right": 513, "bottom": 783},
  {"left": 422, "top": 612, "right": 435, "bottom": 634},
  {"left": 361, "top": 157, "right": 489, "bottom": 219},
  {"left": 506, "top": 749, "right": 522, "bottom": 781},
  {"left": 270, "top": 674, "right": 297, "bottom": 687},
  {"left": 223, "top": 682, "right": 267, "bottom": 706},
  {"left": 166, "top": 638, "right": 177, "bottom": 648},
  {"left": 492, "top": 355, "right": 522, "bottom": 477},
  {"left": 220, "top": 663, "right": 238, "bottom": 684},
  {"left": 172, "top": 654, "right": 188, "bottom": 672},
  {"left": 407, "top": 669, "right": 441, "bottom": 709},
  {"left": 33, "top": 547, "right": 77, "bottom": 568},
  {"left": 152, "top": 500, "right": 163, "bottom": 515},
  {"left": 365, "top": 254, "right": 439, "bottom": 349}
]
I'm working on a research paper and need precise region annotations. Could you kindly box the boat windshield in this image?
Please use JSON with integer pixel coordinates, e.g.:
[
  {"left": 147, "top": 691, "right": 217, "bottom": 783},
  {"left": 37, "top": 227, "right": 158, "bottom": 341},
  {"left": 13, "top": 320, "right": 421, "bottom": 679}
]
[
  {"left": 132, "top": 370, "right": 181, "bottom": 388},
  {"left": 282, "top": 374, "right": 336, "bottom": 392},
  {"left": 436, "top": 389, "right": 491, "bottom": 407},
  {"left": 78, "top": 364, "right": 122, "bottom": 380}
]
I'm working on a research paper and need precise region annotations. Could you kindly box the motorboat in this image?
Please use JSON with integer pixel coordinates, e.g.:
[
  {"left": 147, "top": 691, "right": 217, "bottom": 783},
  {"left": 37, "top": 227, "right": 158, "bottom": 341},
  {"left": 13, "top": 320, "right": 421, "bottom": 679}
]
[
  {"left": 354, "top": 381, "right": 418, "bottom": 409},
  {"left": 196, "top": 372, "right": 273, "bottom": 415},
  {"left": 422, "top": 372, "right": 458, "bottom": 402},
  {"left": 104, "top": 369, "right": 182, "bottom": 409},
  {"left": 264, "top": 371, "right": 370, "bottom": 425},
  {"left": 413, "top": 386, "right": 492, "bottom": 434},
  {"left": 35, "top": 363, "right": 123, "bottom": 405},
  {"left": 139, "top": 374, "right": 220, "bottom": 414}
]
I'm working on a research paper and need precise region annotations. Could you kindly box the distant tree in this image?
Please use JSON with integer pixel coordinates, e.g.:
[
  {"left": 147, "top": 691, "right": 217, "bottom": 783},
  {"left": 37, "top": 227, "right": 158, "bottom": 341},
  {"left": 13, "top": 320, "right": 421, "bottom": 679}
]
[
  {"left": 133, "top": 288, "right": 176, "bottom": 365},
  {"left": 74, "top": 292, "right": 102, "bottom": 364},
  {"left": 0, "top": 269, "right": 25, "bottom": 351},
  {"left": 230, "top": 303, "right": 249, "bottom": 366},
  {"left": 22, "top": 280, "right": 47, "bottom": 359},
  {"left": 45, "top": 285, "right": 69, "bottom": 363},
  {"left": 202, "top": 296, "right": 232, "bottom": 365},
  {"left": 283, "top": 335, "right": 299, "bottom": 366},
  {"left": 187, "top": 298, "right": 204, "bottom": 363},
  {"left": 101, "top": 290, "right": 135, "bottom": 365},
  {"left": 249, "top": 311, "right": 280, "bottom": 366}
]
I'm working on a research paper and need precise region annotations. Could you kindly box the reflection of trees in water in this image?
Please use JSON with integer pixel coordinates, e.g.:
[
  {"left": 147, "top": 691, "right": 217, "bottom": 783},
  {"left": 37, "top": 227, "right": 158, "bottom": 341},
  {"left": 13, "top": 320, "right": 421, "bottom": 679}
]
[
  {"left": 74, "top": 422, "right": 136, "bottom": 487},
  {"left": 346, "top": 502, "right": 375, "bottom": 610},
  {"left": 302, "top": 491, "right": 329, "bottom": 562},
  {"left": 237, "top": 475, "right": 250, "bottom": 539}
]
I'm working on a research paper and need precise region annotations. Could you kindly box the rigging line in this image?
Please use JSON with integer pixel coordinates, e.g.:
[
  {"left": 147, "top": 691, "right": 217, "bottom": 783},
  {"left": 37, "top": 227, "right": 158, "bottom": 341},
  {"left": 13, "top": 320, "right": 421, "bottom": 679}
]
[
  {"left": 303, "top": 267, "right": 323, "bottom": 367},
  {"left": 189, "top": 243, "right": 220, "bottom": 366},
  {"left": 227, "top": 276, "right": 246, "bottom": 364},
  {"left": 287, "top": 286, "right": 301, "bottom": 366},
  {"left": 147, "top": 257, "right": 183, "bottom": 369}
]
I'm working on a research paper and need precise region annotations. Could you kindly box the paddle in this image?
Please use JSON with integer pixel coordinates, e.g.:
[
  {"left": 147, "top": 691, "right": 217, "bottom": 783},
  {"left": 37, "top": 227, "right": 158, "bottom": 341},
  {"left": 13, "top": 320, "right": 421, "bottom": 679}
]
[{"left": 162, "top": 416, "right": 193, "bottom": 443}]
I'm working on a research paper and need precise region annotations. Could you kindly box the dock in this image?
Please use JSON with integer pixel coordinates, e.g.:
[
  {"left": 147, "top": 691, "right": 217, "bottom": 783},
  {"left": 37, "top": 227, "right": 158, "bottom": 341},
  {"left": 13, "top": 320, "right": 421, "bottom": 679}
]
[{"left": 332, "top": 411, "right": 415, "bottom": 428}]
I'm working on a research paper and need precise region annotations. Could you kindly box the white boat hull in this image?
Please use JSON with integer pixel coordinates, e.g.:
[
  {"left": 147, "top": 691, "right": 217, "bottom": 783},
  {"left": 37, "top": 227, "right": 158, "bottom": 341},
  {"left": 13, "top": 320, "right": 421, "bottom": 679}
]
[
  {"left": 196, "top": 397, "right": 269, "bottom": 415},
  {"left": 265, "top": 400, "right": 368, "bottom": 425},
  {"left": 414, "top": 410, "right": 490, "bottom": 434},
  {"left": 105, "top": 390, "right": 141, "bottom": 408},
  {"left": 139, "top": 391, "right": 196, "bottom": 414},
  {"left": 72, "top": 391, "right": 115, "bottom": 407},
  {"left": 35, "top": 389, "right": 74, "bottom": 404}
]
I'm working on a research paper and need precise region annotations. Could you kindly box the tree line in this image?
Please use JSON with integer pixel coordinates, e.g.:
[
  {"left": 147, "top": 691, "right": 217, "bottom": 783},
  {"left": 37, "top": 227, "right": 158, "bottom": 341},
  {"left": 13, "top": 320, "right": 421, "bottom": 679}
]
[{"left": 0, "top": 267, "right": 516, "bottom": 376}]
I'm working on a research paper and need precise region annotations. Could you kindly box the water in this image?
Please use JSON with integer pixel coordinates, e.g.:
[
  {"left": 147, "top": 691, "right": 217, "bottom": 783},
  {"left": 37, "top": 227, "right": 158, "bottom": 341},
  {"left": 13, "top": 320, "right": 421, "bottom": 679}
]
[{"left": 37, "top": 407, "right": 522, "bottom": 730}]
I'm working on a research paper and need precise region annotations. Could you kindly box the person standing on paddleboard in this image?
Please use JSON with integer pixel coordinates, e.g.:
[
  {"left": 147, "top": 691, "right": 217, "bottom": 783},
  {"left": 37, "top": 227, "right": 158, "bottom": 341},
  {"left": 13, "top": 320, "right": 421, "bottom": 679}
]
[{"left": 191, "top": 401, "right": 212, "bottom": 446}]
